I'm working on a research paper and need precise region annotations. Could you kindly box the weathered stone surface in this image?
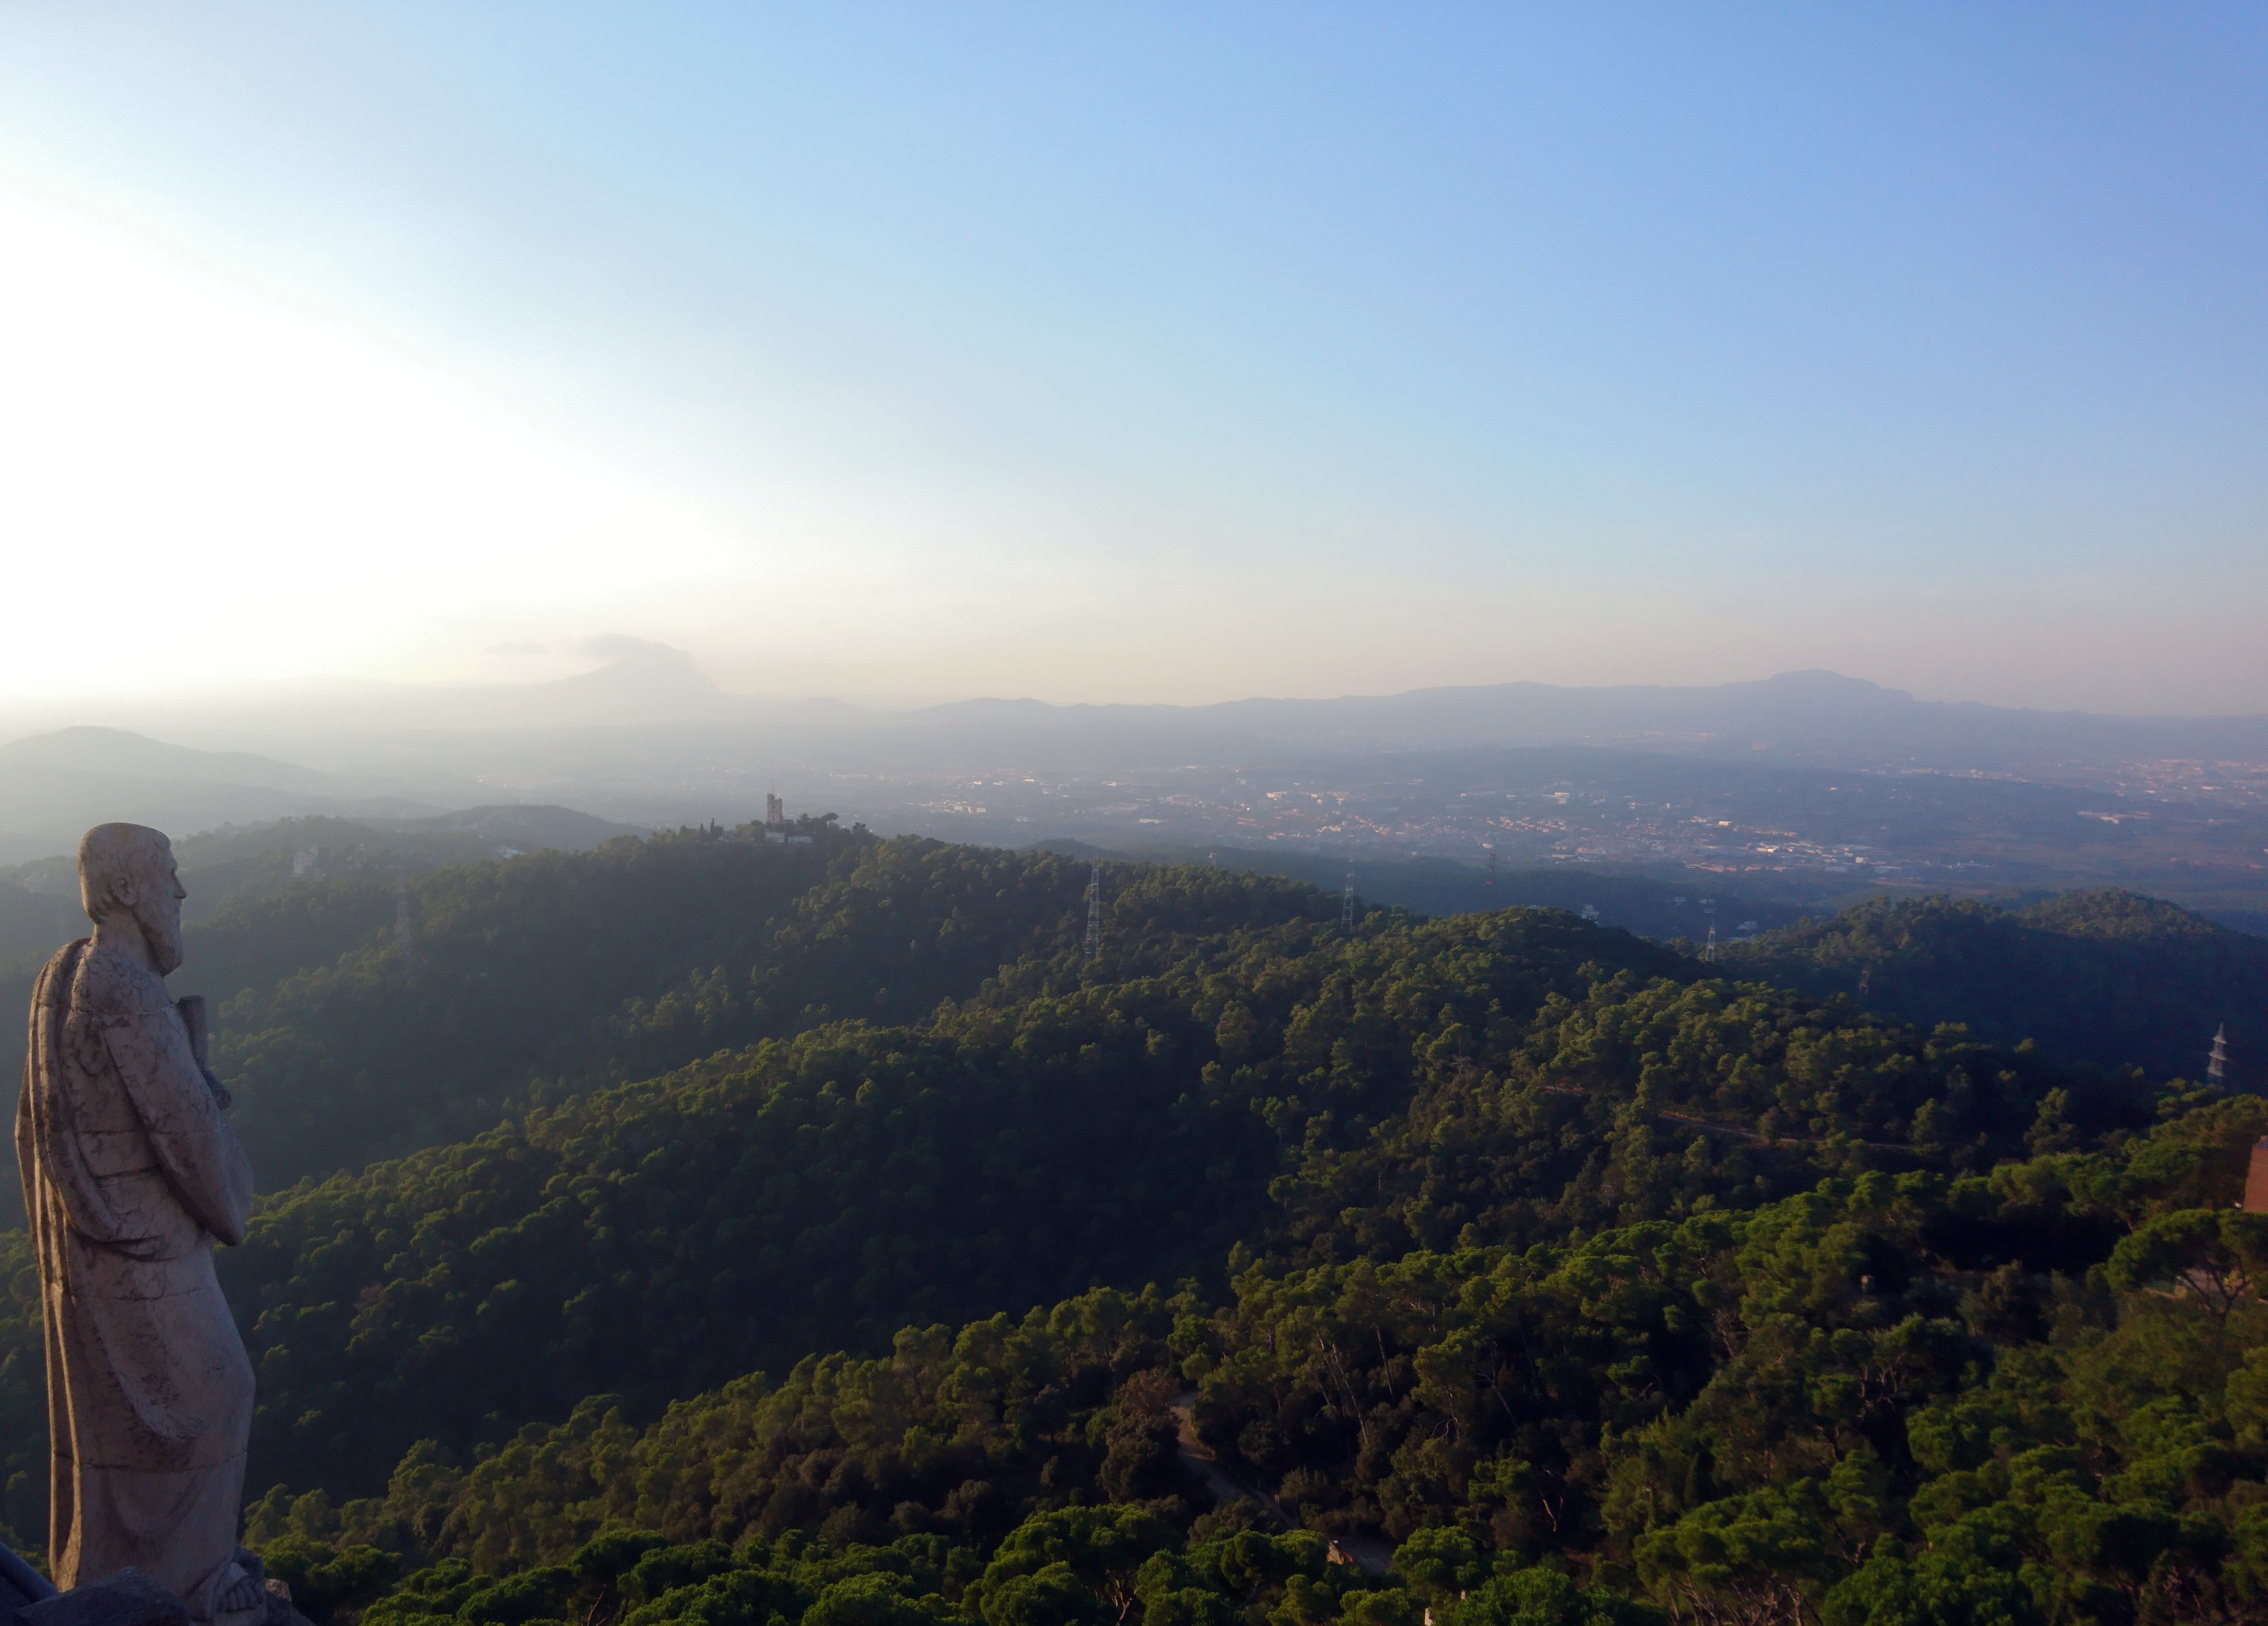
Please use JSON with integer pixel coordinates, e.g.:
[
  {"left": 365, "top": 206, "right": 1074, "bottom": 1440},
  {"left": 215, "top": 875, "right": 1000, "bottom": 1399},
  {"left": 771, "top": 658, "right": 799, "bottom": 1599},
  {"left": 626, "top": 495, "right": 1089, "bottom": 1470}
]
[
  {"left": 18, "top": 1569, "right": 190, "bottom": 1626},
  {"left": 16, "top": 827, "right": 258, "bottom": 1625},
  {"left": 219, "top": 1553, "right": 306, "bottom": 1626}
]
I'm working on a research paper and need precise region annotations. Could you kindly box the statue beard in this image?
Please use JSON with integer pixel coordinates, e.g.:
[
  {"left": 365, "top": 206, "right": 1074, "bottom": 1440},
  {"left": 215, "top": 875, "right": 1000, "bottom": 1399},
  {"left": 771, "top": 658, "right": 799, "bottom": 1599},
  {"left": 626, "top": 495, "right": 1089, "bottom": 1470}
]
[{"left": 139, "top": 903, "right": 185, "bottom": 978}]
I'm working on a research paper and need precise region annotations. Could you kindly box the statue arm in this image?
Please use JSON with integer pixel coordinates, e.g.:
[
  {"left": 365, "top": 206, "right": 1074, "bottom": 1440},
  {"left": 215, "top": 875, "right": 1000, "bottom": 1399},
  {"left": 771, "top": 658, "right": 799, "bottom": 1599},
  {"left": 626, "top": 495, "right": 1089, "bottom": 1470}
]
[{"left": 102, "top": 1012, "right": 255, "bottom": 1247}]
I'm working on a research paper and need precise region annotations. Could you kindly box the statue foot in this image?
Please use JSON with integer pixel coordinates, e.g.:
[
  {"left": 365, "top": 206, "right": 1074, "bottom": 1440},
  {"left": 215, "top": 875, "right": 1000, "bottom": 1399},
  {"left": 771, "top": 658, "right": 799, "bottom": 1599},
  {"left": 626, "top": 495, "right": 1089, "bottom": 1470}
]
[{"left": 213, "top": 1576, "right": 264, "bottom": 1617}]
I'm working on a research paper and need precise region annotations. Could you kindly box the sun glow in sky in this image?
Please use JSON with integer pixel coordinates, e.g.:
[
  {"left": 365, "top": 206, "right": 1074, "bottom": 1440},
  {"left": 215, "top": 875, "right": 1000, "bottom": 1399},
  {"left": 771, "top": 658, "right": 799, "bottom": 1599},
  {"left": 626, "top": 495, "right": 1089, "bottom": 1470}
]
[
  {"left": 1, "top": 5, "right": 2265, "bottom": 712},
  {"left": 0, "top": 184, "right": 731, "bottom": 695}
]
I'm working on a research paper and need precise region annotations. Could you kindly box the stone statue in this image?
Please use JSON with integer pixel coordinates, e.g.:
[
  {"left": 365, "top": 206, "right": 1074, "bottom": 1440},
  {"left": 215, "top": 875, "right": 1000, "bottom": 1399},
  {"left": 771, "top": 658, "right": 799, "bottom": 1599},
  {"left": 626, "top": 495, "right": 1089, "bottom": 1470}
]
[{"left": 16, "top": 825, "right": 265, "bottom": 1624}]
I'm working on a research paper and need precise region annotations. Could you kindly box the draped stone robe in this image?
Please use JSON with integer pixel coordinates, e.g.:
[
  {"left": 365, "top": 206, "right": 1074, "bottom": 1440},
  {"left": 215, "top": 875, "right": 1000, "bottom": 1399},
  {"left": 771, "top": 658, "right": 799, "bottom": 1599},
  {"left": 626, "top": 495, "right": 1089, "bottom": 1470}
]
[{"left": 17, "top": 939, "right": 255, "bottom": 1615}]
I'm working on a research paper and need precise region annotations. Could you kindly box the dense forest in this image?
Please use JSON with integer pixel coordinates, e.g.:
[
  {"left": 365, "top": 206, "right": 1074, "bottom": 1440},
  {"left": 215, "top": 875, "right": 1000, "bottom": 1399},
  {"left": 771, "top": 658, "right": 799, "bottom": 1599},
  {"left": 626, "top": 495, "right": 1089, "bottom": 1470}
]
[
  {"left": 234, "top": 1091, "right": 2268, "bottom": 1626},
  {"left": 8, "top": 821, "right": 1333, "bottom": 1191},
  {"left": 1725, "top": 889, "right": 2268, "bottom": 1090},
  {"left": 3, "top": 825, "right": 2265, "bottom": 1624}
]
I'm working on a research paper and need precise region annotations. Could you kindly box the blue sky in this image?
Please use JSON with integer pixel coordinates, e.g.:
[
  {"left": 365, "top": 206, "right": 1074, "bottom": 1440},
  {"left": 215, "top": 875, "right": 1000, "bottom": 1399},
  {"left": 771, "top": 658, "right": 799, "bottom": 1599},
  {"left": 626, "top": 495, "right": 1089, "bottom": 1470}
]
[{"left": 0, "top": 5, "right": 2263, "bottom": 709}]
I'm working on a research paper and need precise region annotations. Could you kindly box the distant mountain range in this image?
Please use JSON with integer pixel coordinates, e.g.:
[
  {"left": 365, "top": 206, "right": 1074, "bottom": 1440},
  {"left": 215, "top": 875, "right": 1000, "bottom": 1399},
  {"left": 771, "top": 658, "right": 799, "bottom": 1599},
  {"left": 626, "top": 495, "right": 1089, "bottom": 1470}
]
[
  {"left": 0, "top": 728, "right": 644, "bottom": 866},
  {"left": 0, "top": 727, "right": 447, "bottom": 864},
  {"left": 782, "top": 668, "right": 2268, "bottom": 771},
  {"left": 8, "top": 658, "right": 2263, "bottom": 776},
  {"left": 3, "top": 664, "right": 2263, "bottom": 866}
]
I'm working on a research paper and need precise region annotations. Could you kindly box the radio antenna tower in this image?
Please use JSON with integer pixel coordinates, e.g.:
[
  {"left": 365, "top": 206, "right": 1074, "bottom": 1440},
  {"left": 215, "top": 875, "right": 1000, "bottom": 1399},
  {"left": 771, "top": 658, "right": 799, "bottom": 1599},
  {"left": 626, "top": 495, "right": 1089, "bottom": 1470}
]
[
  {"left": 2209, "top": 1023, "right": 2229, "bottom": 1085},
  {"left": 1083, "top": 861, "right": 1102, "bottom": 959},
  {"left": 1704, "top": 918, "right": 1717, "bottom": 964},
  {"left": 1484, "top": 844, "right": 1496, "bottom": 904},
  {"left": 1341, "top": 867, "right": 1356, "bottom": 934}
]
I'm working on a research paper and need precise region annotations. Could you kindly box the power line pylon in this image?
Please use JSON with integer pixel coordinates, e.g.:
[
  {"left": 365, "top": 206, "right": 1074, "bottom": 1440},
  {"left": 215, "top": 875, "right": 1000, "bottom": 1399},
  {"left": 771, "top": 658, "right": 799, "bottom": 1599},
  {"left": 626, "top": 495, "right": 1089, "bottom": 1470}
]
[
  {"left": 1084, "top": 861, "right": 1102, "bottom": 959},
  {"left": 2210, "top": 1023, "right": 2229, "bottom": 1085},
  {"left": 1341, "top": 867, "right": 1355, "bottom": 934}
]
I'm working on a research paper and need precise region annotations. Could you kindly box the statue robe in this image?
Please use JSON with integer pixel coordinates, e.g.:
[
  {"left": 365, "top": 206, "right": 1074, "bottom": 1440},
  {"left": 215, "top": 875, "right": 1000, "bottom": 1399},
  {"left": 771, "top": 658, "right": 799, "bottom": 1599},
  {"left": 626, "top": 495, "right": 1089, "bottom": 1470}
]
[{"left": 17, "top": 939, "right": 256, "bottom": 1615}]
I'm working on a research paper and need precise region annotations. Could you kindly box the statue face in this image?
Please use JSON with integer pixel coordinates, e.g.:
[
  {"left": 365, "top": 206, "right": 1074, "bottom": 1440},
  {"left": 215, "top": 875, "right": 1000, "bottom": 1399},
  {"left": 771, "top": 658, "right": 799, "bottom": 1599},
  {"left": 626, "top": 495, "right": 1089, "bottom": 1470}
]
[{"left": 128, "top": 840, "right": 188, "bottom": 977}]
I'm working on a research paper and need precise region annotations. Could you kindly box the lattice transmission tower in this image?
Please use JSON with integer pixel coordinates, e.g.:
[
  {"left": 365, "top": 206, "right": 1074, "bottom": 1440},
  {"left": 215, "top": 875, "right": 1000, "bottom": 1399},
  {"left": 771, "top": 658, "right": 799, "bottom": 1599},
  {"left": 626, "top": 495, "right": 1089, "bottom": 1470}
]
[
  {"left": 2210, "top": 1023, "right": 2229, "bottom": 1085},
  {"left": 1084, "top": 861, "right": 1103, "bottom": 959},
  {"left": 1341, "top": 867, "right": 1355, "bottom": 933}
]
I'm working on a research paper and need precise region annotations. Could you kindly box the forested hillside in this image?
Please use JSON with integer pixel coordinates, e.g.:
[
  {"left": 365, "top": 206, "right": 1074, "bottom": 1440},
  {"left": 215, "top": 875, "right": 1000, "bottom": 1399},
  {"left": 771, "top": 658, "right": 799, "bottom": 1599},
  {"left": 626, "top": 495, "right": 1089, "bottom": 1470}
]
[
  {"left": 1725, "top": 889, "right": 2268, "bottom": 1089},
  {"left": 9, "top": 825, "right": 2255, "bottom": 1193},
  {"left": 8, "top": 825, "right": 1331, "bottom": 1197},
  {"left": 225, "top": 1077, "right": 2268, "bottom": 1626},
  {"left": 2, "top": 829, "right": 2263, "bottom": 1624},
  {"left": 212, "top": 830, "right": 1347, "bottom": 1184},
  {"left": 207, "top": 904, "right": 1679, "bottom": 1496}
]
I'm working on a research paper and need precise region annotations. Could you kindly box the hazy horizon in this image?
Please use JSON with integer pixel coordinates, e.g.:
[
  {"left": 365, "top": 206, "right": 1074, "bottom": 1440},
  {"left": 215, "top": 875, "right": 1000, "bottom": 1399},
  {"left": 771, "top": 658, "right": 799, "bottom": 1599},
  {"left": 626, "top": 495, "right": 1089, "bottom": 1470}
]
[
  {"left": 3, "top": 7, "right": 2265, "bottom": 713},
  {"left": 2, "top": 658, "right": 2267, "bottom": 727}
]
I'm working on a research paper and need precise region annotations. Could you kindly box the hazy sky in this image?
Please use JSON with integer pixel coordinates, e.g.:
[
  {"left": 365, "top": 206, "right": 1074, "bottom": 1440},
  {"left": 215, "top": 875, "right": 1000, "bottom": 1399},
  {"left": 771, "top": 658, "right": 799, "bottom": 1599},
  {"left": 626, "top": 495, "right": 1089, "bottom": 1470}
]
[{"left": 1, "top": 5, "right": 2264, "bottom": 711}]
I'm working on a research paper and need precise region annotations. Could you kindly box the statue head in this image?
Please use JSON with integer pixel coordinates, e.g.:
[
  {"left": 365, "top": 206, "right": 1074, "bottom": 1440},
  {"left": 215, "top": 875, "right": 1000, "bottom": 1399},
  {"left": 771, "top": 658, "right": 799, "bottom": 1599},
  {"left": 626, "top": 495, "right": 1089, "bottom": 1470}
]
[{"left": 78, "top": 823, "right": 187, "bottom": 977}]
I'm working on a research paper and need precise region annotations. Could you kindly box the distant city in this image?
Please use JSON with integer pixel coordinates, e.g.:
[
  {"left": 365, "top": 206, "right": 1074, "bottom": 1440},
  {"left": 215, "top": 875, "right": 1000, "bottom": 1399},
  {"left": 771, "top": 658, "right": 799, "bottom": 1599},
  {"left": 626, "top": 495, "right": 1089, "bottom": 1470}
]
[
  {"left": 456, "top": 741, "right": 2268, "bottom": 930},
  {"left": 8, "top": 669, "right": 2268, "bottom": 933}
]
